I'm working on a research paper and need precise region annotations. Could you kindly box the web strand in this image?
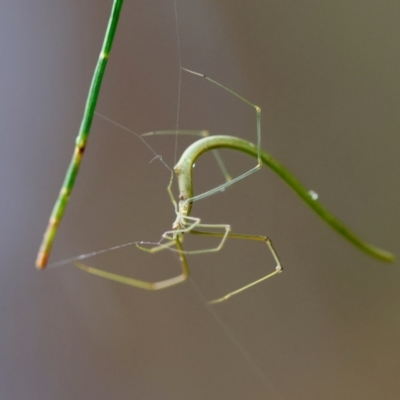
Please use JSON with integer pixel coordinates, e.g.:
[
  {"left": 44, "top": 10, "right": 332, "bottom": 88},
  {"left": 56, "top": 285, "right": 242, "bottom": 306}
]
[
  {"left": 95, "top": 111, "right": 173, "bottom": 173},
  {"left": 172, "top": 4, "right": 280, "bottom": 397},
  {"left": 173, "top": 0, "right": 183, "bottom": 166},
  {"left": 46, "top": 241, "right": 138, "bottom": 269},
  {"left": 189, "top": 279, "right": 282, "bottom": 399}
]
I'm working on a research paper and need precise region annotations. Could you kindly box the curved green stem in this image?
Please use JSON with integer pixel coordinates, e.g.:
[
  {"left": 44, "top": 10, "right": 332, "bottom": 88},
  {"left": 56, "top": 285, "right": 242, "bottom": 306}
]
[
  {"left": 36, "top": 0, "right": 124, "bottom": 269},
  {"left": 174, "top": 135, "right": 394, "bottom": 263}
]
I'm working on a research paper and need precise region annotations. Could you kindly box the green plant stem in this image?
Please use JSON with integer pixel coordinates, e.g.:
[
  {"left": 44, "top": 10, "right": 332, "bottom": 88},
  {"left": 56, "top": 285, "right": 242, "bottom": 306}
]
[
  {"left": 36, "top": 0, "right": 124, "bottom": 269},
  {"left": 174, "top": 135, "right": 395, "bottom": 263}
]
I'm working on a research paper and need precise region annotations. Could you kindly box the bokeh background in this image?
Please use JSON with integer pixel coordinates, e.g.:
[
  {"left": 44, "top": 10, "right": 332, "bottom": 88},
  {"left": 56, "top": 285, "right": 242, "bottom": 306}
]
[{"left": 1, "top": 1, "right": 399, "bottom": 399}]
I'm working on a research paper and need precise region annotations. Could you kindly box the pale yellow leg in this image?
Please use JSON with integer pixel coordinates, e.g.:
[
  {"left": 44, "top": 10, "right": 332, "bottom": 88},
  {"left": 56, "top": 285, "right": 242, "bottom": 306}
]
[
  {"left": 73, "top": 238, "right": 190, "bottom": 290},
  {"left": 189, "top": 230, "right": 283, "bottom": 304}
]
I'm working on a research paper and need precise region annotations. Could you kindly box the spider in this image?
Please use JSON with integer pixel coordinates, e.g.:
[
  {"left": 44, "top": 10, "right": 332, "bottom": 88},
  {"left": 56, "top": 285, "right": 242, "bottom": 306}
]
[{"left": 36, "top": 0, "right": 394, "bottom": 304}]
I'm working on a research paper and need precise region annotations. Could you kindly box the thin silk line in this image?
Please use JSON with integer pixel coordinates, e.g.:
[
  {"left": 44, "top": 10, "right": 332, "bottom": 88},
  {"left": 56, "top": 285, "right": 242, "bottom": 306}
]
[
  {"left": 173, "top": 0, "right": 183, "bottom": 166},
  {"left": 47, "top": 241, "right": 138, "bottom": 269},
  {"left": 95, "top": 111, "right": 173, "bottom": 173},
  {"left": 171, "top": 4, "right": 281, "bottom": 396},
  {"left": 189, "top": 279, "right": 282, "bottom": 400}
]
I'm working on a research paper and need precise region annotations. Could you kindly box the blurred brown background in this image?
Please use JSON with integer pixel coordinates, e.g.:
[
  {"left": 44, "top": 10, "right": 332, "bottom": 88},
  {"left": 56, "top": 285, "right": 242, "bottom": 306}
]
[{"left": 1, "top": 1, "right": 399, "bottom": 399}]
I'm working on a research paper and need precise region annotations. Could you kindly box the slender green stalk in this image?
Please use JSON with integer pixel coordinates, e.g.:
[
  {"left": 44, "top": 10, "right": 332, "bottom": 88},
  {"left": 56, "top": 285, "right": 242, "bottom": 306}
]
[
  {"left": 174, "top": 135, "right": 395, "bottom": 263},
  {"left": 36, "top": 0, "right": 124, "bottom": 269}
]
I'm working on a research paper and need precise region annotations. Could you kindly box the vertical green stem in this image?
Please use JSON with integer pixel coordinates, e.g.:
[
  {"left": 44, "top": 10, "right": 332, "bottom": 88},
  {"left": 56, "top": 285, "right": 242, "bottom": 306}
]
[{"left": 36, "top": 0, "right": 124, "bottom": 268}]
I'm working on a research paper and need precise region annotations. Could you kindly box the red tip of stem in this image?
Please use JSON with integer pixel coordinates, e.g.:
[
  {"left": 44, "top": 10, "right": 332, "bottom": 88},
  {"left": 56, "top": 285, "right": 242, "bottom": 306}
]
[{"left": 36, "top": 252, "right": 48, "bottom": 270}]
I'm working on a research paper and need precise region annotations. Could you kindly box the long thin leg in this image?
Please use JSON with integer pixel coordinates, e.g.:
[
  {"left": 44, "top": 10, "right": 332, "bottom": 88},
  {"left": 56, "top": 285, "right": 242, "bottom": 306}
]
[
  {"left": 189, "top": 230, "right": 283, "bottom": 304},
  {"left": 36, "top": 0, "right": 124, "bottom": 269},
  {"left": 73, "top": 237, "right": 190, "bottom": 290},
  {"left": 181, "top": 68, "right": 261, "bottom": 204}
]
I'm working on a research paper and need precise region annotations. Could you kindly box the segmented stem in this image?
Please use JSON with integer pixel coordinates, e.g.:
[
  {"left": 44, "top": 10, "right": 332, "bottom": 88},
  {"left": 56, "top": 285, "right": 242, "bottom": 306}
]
[
  {"left": 174, "top": 135, "right": 395, "bottom": 263},
  {"left": 36, "top": 0, "right": 124, "bottom": 269}
]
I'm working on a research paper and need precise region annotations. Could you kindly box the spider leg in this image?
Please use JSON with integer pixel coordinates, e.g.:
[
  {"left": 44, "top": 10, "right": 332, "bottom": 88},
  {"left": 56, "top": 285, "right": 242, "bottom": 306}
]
[
  {"left": 189, "top": 230, "right": 283, "bottom": 304},
  {"left": 73, "top": 237, "right": 189, "bottom": 290}
]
